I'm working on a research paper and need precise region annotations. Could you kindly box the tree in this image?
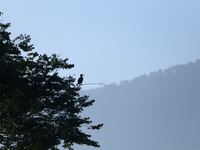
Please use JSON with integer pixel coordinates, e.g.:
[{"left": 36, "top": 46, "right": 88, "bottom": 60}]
[{"left": 0, "top": 12, "right": 103, "bottom": 150}]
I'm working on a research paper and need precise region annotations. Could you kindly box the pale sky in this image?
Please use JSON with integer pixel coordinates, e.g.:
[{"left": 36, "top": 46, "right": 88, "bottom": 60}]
[{"left": 1, "top": 0, "right": 200, "bottom": 90}]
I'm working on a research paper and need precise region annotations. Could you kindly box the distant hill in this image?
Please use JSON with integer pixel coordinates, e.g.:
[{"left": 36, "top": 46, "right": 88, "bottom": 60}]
[{"left": 73, "top": 59, "right": 200, "bottom": 150}]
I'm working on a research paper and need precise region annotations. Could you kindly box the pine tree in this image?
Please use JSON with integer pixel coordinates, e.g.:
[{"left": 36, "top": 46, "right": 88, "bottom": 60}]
[{"left": 0, "top": 12, "right": 103, "bottom": 150}]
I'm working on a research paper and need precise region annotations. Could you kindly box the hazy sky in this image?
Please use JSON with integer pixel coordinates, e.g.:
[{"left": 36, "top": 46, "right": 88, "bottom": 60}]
[{"left": 1, "top": 0, "right": 200, "bottom": 90}]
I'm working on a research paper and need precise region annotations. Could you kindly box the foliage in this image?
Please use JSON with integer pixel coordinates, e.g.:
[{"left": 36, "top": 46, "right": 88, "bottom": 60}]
[{"left": 0, "top": 12, "right": 103, "bottom": 150}]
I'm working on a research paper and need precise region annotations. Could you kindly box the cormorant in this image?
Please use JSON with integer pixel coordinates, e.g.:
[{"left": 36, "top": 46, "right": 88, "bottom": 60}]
[{"left": 77, "top": 74, "right": 84, "bottom": 85}]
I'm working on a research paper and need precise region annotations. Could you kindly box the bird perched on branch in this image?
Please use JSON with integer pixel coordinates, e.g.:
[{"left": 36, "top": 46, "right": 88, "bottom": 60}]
[{"left": 77, "top": 74, "right": 84, "bottom": 86}]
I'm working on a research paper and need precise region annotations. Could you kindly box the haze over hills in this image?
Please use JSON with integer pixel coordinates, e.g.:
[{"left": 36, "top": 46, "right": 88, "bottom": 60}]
[{"left": 71, "top": 59, "right": 200, "bottom": 150}]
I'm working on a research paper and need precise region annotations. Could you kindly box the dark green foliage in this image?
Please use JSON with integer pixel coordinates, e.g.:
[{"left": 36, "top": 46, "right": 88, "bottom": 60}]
[{"left": 0, "top": 12, "right": 103, "bottom": 150}]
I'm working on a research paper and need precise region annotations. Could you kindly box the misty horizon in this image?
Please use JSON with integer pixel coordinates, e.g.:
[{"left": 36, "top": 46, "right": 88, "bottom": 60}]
[{"left": 71, "top": 58, "right": 200, "bottom": 150}]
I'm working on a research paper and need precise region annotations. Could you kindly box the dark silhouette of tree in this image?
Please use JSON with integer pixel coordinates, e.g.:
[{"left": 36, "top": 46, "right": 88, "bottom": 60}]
[{"left": 0, "top": 12, "right": 103, "bottom": 150}]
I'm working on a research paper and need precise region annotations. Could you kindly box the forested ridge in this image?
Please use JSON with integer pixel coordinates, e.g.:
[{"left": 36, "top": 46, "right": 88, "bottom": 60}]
[{"left": 77, "top": 59, "right": 200, "bottom": 150}]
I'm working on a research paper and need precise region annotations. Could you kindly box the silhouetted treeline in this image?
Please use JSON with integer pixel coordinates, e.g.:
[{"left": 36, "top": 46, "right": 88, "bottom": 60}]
[{"left": 76, "top": 59, "right": 200, "bottom": 150}]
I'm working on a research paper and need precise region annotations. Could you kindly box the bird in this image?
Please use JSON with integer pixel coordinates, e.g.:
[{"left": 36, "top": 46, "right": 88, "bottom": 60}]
[{"left": 77, "top": 74, "right": 84, "bottom": 86}]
